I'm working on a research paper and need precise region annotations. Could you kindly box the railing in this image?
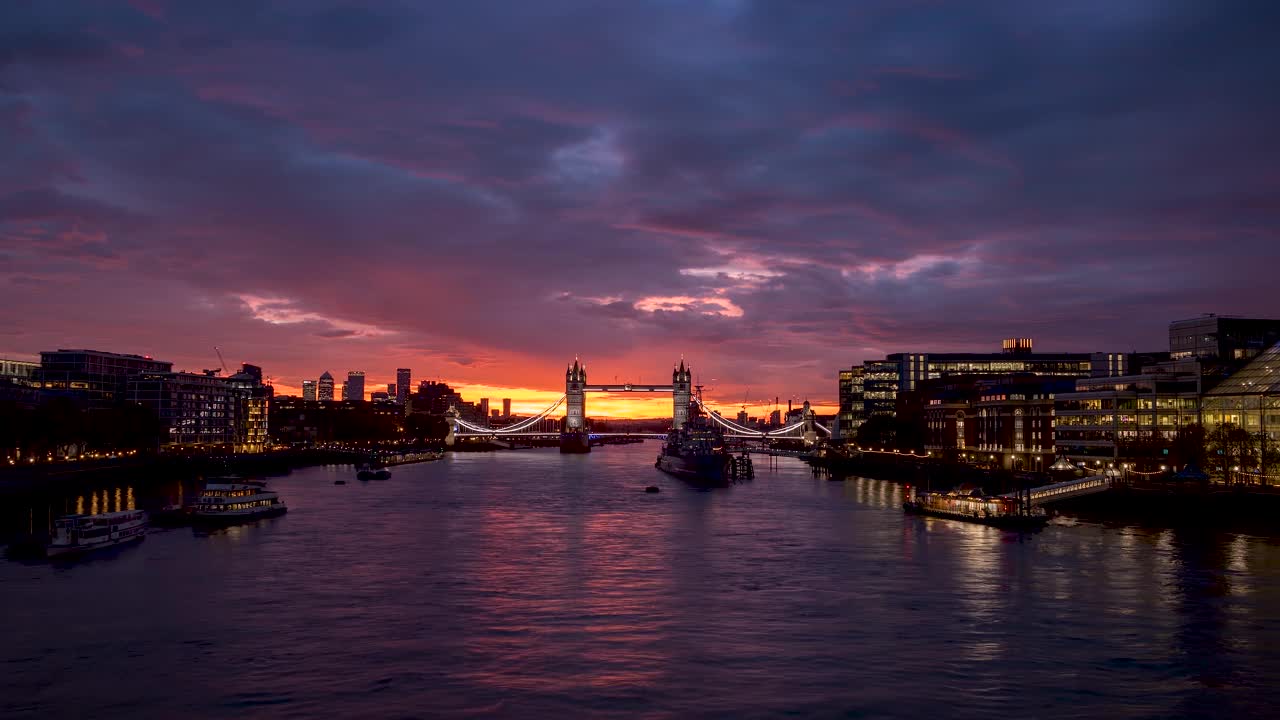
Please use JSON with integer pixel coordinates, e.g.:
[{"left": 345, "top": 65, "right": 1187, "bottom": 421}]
[{"left": 1003, "top": 475, "right": 1111, "bottom": 505}]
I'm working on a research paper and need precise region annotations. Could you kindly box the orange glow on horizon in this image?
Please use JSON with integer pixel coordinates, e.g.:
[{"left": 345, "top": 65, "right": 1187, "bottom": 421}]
[{"left": 272, "top": 380, "right": 834, "bottom": 419}]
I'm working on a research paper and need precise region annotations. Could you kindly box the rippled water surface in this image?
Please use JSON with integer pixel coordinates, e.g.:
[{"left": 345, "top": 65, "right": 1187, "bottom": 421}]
[{"left": 3, "top": 444, "right": 1280, "bottom": 719}]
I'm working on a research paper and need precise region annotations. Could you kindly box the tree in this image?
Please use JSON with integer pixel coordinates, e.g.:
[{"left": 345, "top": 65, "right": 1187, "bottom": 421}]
[
  {"left": 856, "top": 414, "right": 896, "bottom": 449},
  {"left": 1171, "top": 423, "right": 1206, "bottom": 468},
  {"left": 404, "top": 413, "right": 448, "bottom": 443},
  {"left": 1207, "top": 422, "right": 1255, "bottom": 474}
]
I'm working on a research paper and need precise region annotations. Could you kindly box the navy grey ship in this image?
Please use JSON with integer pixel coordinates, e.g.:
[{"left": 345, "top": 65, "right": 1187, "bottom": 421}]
[{"left": 656, "top": 389, "right": 752, "bottom": 485}]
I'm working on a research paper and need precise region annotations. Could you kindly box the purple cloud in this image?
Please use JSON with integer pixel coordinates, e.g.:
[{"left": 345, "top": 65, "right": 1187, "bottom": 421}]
[{"left": 0, "top": 0, "right": 1277, "bottom": 409}]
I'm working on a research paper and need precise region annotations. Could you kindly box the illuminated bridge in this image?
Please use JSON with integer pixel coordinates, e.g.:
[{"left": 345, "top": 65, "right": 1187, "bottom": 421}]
[{"left": 447, "top": 358, "right": 831, "bottom": 452}]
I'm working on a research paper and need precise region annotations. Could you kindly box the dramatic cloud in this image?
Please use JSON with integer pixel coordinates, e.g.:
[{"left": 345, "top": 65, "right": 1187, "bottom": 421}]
[{"left": 1, "top": 0, "right": 1277, "bottom": 415}]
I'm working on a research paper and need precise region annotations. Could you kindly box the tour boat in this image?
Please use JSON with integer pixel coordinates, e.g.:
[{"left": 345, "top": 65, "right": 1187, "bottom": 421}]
[
  {"left": 191, "top": 477, "right": 287, "bottom": 523},
  {"left": 47, "top": 509, "right": 149, "bottom": 558}
]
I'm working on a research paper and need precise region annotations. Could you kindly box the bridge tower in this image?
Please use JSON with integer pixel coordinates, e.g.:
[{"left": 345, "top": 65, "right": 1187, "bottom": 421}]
[
  {"left": 443, "top": 404, "right": 459, "bottom": 447},
  {"left": 801, "top": 400, "right": 818, "bottom": 446},
  {"left": 672, "top": 359, "right": 691, "bottom": 429},
  {"left": 561, "top": 358, "right": 590, "bottom": 453}
]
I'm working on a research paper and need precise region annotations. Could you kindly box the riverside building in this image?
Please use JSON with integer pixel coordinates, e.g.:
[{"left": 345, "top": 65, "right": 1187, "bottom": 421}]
[
  {"left": 853, "top": 340, "right": 1114, "bottom": 422},
  {"left": 38, "top": 349, "right": 173, "bottom": 410}
]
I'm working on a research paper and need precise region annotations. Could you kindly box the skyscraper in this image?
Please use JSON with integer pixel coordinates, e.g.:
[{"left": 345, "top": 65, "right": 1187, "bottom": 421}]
[
  {"left": 387, "top": 383, "right": 396, "bottom": 399},
  {"left": 346, "top": 371, "right": 365, "bottom": 402},
  {"left": 301, "top": 379, "right": 317, "bottom": 400},
  {"left": 340, "top": 382, "right": 349, "bottom": 401},
  {"left": 479, "top": 398, "right": 490, "bottom": 420},
  {"left": 396, "top": 368, "right": 411, "bottom": 405},
  {"left": 502, "top": 398, "right": 511, "bottom": 418},
  {"left": 318, "top": 371, "right": 334, "bottom": 401}
]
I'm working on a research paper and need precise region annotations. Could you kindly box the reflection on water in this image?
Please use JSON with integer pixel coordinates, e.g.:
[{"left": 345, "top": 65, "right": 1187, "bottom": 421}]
[
  {"left": 2, "top": 445, "right": 1280, "bottom": 719},
  {"left": 7, "top": 481, "right": 164, "bottom": 544}
]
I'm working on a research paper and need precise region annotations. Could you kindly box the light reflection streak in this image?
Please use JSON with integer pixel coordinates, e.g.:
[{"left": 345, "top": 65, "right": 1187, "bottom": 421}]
[{"left": 453, "top": 504, "right": 674, "bottom": 695}]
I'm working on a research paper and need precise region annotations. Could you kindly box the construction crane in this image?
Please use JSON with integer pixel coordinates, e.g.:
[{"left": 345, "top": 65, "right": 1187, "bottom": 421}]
[
  {"left": 740, "top": 386, "right": 750, "bottom": 415},
  {"left": 209, "top": 345, "right": 227, "bottom": 376}
]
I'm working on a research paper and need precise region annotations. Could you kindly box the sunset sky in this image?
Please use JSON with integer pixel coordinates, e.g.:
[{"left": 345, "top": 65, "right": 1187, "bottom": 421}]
[{"left": 2, "top": 1, "right": 1277, "bottom": 418}]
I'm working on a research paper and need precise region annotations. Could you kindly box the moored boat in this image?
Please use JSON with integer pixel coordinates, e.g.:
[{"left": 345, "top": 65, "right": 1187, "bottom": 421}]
[
  {"left": 47, "top": 510, "right": 149, "bottom": 557},
  {"left": 903, "top": 485, "right": 1048, "bottom": 530},
  {"left": 149, "top": 502, "right": 190, "bottom": 527},
  {"left": 191, "top": 477, "right": 287, "bottom": 524}
]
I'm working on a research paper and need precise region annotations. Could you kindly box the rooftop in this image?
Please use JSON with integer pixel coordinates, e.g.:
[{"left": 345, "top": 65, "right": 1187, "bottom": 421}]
[{"left": 1205, "top": 341, "right": 1280, "bottom": 396}]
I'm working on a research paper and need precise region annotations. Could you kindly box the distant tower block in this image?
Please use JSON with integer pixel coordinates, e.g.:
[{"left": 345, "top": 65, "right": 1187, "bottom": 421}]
[{"left": 672, "top": 359, "right": 692, "bottom": 429}]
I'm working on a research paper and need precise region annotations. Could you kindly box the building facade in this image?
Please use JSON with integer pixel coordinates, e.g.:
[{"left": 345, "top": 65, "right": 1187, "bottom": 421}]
[
  {"left": 38, "top": 349, "right": 174, "bottom": 410},
  {"left": 1054, "top": 369, "right": 1200, "bottom": 466},
  {"left": 923, "top": 375, "right": 1074, "bottom": 470},
  {"left": 396, "top": 368, "right": 411, "bottom": 405},
  {"left": 854, "top": 340, "right": 1125, "bottom": 422},
  {"left": 1200, "top": 341, "right": 1280, "bottom": 472},
  {"left": 128, "top": 372, "right": 237, "bottom": 449},
  {"left": 1169, "top": 315, "right": 1280, "bottom": 362},
  {"left": 318, "top": 371, "right": 335, "bottom": 401},
  {"left": 127, "top": 363, "right": 270, "bottom": 453},
  {"left": 301, "top": 380, "right": 317, "bottom": 401},
  {"left": 837, "top": 367, "right": 864, "bottom": 439},
  {"left": 225, "top": 364, "right": 270, "bottom": 453},
  {"left": 1, "top": 358, "right": 38, "bottom": 381},
  {"left": 345, "top": 371, "right": 365, "bottom": 402},
  {"left": 862, "top": 360, "right": 899, "bottom": 418},
  {"left": 971, "top": 378, "right": 1074, "bottom": 472}
]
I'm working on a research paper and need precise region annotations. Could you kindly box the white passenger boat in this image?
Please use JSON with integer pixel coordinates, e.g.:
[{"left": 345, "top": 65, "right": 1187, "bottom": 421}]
[
  {"left": 191, "top": 477, "right": 287, "bottom": 523},
  {"left": 47, "top": 510, "right": 149, "bottom": 558}
]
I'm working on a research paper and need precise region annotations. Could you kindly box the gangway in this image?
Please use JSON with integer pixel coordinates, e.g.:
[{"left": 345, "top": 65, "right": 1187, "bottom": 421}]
[{"left": 1004, "top": 474, "right": 1112, "bottom": 505}]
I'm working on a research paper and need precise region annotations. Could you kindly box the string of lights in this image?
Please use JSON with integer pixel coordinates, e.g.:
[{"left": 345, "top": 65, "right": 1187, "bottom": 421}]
[{"left": 854, "top": 447, "right": 932, "bottom": 459}]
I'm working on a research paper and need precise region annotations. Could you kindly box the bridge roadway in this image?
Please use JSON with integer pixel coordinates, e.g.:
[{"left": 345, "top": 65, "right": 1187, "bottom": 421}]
[{"left": 583, "top": 384, "right": 675, "bottom": 393}]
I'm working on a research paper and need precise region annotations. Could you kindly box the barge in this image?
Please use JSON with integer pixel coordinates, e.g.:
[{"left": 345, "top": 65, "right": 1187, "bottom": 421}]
[{"left": 904, "top": 485, "right": 1048, "bottom": 530}]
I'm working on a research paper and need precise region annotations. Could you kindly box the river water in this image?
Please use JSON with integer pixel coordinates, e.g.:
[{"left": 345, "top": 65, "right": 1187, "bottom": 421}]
[{"left": 2, "top": 443, "right": 1278, "bottom": 719}]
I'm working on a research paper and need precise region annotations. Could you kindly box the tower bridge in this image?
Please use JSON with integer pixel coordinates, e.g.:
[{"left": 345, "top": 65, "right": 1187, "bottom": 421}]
[{"left": 445, "top": 358, "right": 831, "bottom": 453}]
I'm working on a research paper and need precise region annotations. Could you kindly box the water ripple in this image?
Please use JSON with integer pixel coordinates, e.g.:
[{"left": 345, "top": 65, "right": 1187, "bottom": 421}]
[{"left": 3, "top": 445, "right": 1279, "bottom": 718}]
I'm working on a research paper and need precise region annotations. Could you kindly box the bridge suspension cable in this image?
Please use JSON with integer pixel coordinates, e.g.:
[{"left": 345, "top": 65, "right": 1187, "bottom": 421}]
[
  {"left": 454, "top": 395, "right": 567, "bottom": 434},
  {"left": 693, "top": 398, "right": 812, "bottom": 437}
]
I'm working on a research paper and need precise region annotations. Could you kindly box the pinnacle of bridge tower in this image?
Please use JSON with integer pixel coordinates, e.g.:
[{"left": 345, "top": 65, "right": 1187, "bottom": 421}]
[{"left": 566, "top": 357, "right": 586, "bottom": 382}]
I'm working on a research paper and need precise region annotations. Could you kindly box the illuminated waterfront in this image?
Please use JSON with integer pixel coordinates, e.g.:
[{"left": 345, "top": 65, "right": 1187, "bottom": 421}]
[{"left": 3, "top": 444, "right": 1279, "bottom": 718}]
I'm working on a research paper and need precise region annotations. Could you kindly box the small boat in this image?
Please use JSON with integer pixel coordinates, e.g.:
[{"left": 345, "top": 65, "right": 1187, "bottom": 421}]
[
  {"left": 47, "top": 510, "right": 149, "bottom": 557},
  {"left": 150, "top": 503, "right": 190, "bottom": 527},
  {"left": 191, "top": 477, "right": 287, "bottom": 524},
  {"left": 356, "top": 463, "right": 391, "bottom": 480},
  {"left": 334, "top": 479, "right": 347, "bottom": 485},
  {"left": 903, "top": 485, "right": 1048, "bottom": 530}
]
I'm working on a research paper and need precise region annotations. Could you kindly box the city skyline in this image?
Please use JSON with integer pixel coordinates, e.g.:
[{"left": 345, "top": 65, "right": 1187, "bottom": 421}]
[{"left": 3, "top": 2, "right": 1277, "bottom": 418}]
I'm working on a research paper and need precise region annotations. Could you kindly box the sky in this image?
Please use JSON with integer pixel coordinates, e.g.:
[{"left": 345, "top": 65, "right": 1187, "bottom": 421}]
[{"left": 1, "top": 1, "right": 1278, "bottom": 418}]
